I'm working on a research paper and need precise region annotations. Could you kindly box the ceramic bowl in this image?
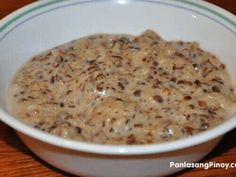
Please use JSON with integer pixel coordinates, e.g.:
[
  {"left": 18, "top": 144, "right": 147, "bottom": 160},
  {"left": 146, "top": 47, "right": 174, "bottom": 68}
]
[{"left": 0, "top": 0, "right": 236, "bottom": 177}]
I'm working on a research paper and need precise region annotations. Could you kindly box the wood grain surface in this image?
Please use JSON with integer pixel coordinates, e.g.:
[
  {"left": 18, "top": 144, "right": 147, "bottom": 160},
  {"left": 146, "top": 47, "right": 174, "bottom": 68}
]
[{"left": 0, "top": 0, "right": 236, "bottom": 177}]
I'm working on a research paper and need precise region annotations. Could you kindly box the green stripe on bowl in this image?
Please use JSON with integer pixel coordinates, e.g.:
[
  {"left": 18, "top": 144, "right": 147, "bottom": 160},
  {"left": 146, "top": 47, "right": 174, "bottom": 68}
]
[
  {"left": 0, "top": 0, "right": 61, "bottom": 33},
  {"left": 177, "top": 0, "right": 236, "bottom": 27},
  {"left": 0, "top": 0, "right": 235, "bottom": 34}
]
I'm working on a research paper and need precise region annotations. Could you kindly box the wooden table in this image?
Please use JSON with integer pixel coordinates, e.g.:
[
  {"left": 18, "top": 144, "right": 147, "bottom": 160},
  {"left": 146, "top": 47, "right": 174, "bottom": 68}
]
[{"left": 0, "top": 0, "right": 235, "bottom": 176}]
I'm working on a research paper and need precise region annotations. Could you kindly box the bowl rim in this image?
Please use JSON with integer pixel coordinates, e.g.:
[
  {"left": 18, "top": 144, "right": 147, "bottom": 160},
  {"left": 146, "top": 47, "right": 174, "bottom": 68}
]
[{"left": 0, "top": 0, "right": 236, "bottom": 155}]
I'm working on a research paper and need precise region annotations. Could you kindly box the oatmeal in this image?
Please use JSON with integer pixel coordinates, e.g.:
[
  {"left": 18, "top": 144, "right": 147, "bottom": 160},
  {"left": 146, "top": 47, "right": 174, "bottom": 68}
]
[{"left": 7, "top": 30, "right": 236, "bottom": 144}]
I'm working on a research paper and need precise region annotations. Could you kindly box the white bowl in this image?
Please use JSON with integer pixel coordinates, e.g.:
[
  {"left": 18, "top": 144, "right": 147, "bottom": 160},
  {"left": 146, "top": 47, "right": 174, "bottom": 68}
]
[{"left": 0, "top": 0, "right": 236, "bottom": 177}]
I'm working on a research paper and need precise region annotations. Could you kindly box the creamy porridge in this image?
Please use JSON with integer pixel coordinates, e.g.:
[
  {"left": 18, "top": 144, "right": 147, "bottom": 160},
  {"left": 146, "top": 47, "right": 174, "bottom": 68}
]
[{"left": 8, "top": 30, "right": 236, "bottom": 144}]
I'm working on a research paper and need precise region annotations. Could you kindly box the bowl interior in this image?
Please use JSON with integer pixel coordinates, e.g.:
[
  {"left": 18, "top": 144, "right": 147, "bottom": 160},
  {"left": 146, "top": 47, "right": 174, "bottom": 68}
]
[{"left": 0, "top": 0, "right": 236, "bottom": 153}]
